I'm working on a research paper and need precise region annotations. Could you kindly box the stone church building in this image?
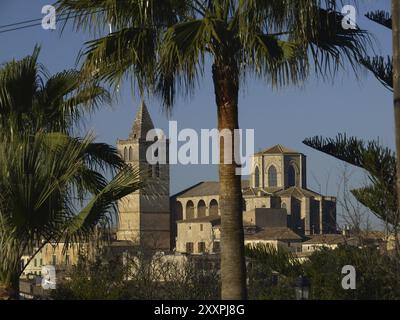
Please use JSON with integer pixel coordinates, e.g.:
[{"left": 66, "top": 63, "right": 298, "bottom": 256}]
[
  {"left": 116, "top": 101, "right": 171, "bottom": 250},
  {"left": 116, "top": 102, "right": 337, "bottom": 252}
]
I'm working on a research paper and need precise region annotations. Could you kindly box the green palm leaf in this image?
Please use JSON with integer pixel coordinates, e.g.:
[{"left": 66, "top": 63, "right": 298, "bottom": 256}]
[
  {"left": 0, "top": 48, "right": 143, "bottom": 298},
  {"left": 360, "top": 56, "right": 393, "bottom": 91},
  {"left": 303, "top": 134, "right": 398, "bottom": 226}
]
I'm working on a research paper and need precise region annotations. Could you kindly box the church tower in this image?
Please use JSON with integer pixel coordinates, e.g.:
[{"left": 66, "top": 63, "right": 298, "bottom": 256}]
[{"left": 116, "top": 101, "right": 170, "bottom": 251}]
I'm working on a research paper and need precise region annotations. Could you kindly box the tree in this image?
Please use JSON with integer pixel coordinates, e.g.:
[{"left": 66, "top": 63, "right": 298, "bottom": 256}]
[
  {"left": 246, "top": 243, "right": 400, "bottom": 300},
  {"left": 393, "top": 0, "right": 400, "bottom": 247},
  {"left": 361, "top": 10, "right": 392, "bottom": 91},
  {"left": 360, "top": 3, "right": 400, "bottom": 236},
  {"left": 0, "top": 48, "right": 143, "bottom": 299},
  {"left": 57, "top": 0, "right": 370, "bottom": 299},
  {"left": 52, "top": 250, "right": 220, "bottom": 300},
  {"left": 303, "top": 134, "right": 400, "bottom": 250},
  {"left": 245, "top": 243, "right": 301, "bottom": 299},
  {"left": 304, "top": 3, "right": 400, "bottom": 254},
  {"left": 303, "top": 246, "right": 400, "bottom": 300}
]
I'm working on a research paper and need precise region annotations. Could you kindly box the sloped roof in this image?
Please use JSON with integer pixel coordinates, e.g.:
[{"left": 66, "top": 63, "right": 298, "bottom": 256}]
[
  {"left": 129, "top": 100, "right": 154, "bottom": 140},
  {"left": 359, "top": 230, "right": 387, "bottom": 240},
  {"left": 255, "top": 144, "right": 301, "bottom": 156},
  {"left": 242, "top": 186, "right": 281, "bottom": 196},
  {"left": 303, "top": 234, "right": 353, "bottom": 245},
  {"left": 173, "top": 180, "right": 250, "bottom": 198},
  {"left": 275, "top": 186, "right": 321, "bottom": 198},
  {"left": 172, "top": 181, "right": 219, "bottom": 198},
  {"left": 245, "top": 227, "right": 303, "bottom": 241},
  {"left": 173, "top": 182, "right": 322, "bottom": 199}
]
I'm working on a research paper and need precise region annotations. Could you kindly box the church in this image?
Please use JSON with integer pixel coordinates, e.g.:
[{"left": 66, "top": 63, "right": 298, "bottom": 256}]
[{"left": 116, "top": 102, "right": 337, "bottom": 252}]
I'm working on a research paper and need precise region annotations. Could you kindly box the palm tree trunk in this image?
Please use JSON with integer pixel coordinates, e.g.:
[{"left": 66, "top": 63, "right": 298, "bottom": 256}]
[
  {"left": 393, "top": 0, "right": 400, "bottom": 255},
  {"left": 212, "top": 61, "right": 247, "bottom": 300}
]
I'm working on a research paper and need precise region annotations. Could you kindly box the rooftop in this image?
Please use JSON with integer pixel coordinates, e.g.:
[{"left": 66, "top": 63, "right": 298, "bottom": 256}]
[
  {"left": 302, "top": 234, "right": 355, "bottom": 245},
  {"left": 124, "top": 100, "right": 155, "bottom": 141},
  {"left": 173, "top": 181, "right": 323, "bottom": 199},
  {"left": 275, "top": 186, "right": 321, "bottom": 198},
  {"left": 255, "top": 144, "right": 302, "bottom": 156},
  {"left": 245, "top": 227, "right": 303, "bottom": 241},
  {"left": 172, "top": 180, "right": 250, "bottom": 198}
]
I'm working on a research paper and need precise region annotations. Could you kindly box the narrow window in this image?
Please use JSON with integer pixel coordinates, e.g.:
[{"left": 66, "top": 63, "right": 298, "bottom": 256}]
[
  {"left": 288, "top": 164, "right": 296, "bottom": 187},
  {"left": 198, "top": 242, "right": 206, "bottom": 253},
  {"left": 268, "top": 165, "right": 277, "bottom": 187},
  {"left": 254, "top": 166, "right": 260, "bottom": 187}
]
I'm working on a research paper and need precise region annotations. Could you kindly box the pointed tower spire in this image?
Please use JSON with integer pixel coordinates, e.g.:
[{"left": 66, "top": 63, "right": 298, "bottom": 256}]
[{"left": 129, "top": 100, "right": 154, "bottom": 140}]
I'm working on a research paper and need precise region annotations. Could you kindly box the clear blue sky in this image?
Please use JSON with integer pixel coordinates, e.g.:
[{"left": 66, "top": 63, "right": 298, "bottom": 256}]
[{"left": 0, "top": 0, "right": 393, "bottom": 227}]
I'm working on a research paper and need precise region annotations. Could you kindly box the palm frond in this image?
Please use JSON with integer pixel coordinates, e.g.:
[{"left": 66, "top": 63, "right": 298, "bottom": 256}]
[
  {"left": 157, "top": 18, "right": 213, "bottom": 108},
  {"left": 57, "top": 0, "right": 372, "bottom": 109},
  {"left": 351, "top": 185, "right": 398, "bottom": 226},
  {"left": 303, "top": 134, "right": 398, "bottom": 227},
  {"left": 40, "top": 70, "right": 111, "bottom": 130},
  {"left": 245, "top": 243, "right": 302, "bottom": 277},
  {"left": 305, "top": 8, "right": 370, "bottom": 76},
  {"left": 241, "top": 32, "right": 308, "bottom": 87},
  {"left": 80, "top": 26, "right": 159, "bottom": 92},
  {"left": 0, "top": 46, "right": 45, "bottom": 133},
  {"left": 0, "top": 48, "right": 143, "bottom": 285},
  {"left": 360, "top": 55, "right": 393, "bottom": 91},
  {"left": 0, "top": 48, "right": 111, "bottom": 135},
  {"left": 365, "top": 10, "right": 392, "bottom": 29},
  {"left": 63, "top": 165, "right": 143, "bottom": 245}
]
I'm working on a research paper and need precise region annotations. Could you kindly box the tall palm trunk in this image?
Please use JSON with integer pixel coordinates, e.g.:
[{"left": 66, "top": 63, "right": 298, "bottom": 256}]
[
  {"left": 212, "top": 61, "right": 247, "bottom": 300},
  {"left": 393, "top": 0, "right": 400, "bottom": 254}
]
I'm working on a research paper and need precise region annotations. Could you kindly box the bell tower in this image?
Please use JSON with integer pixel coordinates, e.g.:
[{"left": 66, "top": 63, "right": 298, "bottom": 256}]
[{"left": 116, "top": 101, "right": 170, "bottom": 251}]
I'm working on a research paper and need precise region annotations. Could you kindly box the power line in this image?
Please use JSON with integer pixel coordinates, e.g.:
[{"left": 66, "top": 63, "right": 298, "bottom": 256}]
[
  {"left": 0, "top": 10, "right": 105, "bottom": 35},
  {"left": 0, "top": 16, "right": 47, "bottom": 29},
  {"left": 0, "top": 21, "right": 46, "bottom": 34},
  {"left": 0, "top": 11, "right": 77, "bottom": 30}
]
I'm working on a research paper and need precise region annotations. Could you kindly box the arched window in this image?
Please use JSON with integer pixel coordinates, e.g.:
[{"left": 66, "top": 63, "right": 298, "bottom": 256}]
[
  {"left": 123, "top": 147, "right": 128, "bottom": 161},
  {"left": 197, "top": 200, "right": 206, "bottom": 217},
  {"left": 186, "top": 201, "right": 195, "bottom": 219},
  {"left": 209, "top": 199, "right": 219, "bottom": 216},
  {"left": 268, "top": 165, "right": 277, "bottom": 187},
  {"left": 175, "top": 201, "right": 183, "bottom": 221},
  {"left": 254, "top": 166, "right": 260, "bottom": 187},
  {"left": 288, "top": 164, "right": 296, "bottom": 187},
  {"left": 129, "top": 147, "right": 133, "bottom": 161}
]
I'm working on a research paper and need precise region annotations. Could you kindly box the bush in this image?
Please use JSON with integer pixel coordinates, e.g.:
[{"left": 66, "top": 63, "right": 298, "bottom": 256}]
[
  {"left": 246, "top": 243, "right": 400, "bottom": 300},
  {"left": 304, "top": 246, "right": 400, "bottom": 300},
  {"left": 52, "top": 251, "right": 220, "bottom": 300}
]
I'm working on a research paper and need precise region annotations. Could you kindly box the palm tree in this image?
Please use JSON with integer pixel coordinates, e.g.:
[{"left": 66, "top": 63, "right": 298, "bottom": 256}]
[
  {"left": 0, "top": 48, "right": 143, "bottom": 299},
  {"left": 57, "top": 0, "right": 370, "bottom": 299},
  {"left": 393, "top": 0, "right": 400, "bottom": 237}
]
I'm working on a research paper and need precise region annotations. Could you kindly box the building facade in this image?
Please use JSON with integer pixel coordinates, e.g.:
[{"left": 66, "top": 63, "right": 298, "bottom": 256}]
[
  {"left": 170, "top": 144, "right": 337, "bottom": 250},
  {"left": 249, "top": 145, "right": 336, "bottom": 235},
  {"left": 175, "top": 208, "right": 304, "bottom": 255},
  {"left": 114, "top": 102, "right": 336, "bottom": 252},
  {"left": 116, "top": 101, "right": 170, "bottom": 250}
]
